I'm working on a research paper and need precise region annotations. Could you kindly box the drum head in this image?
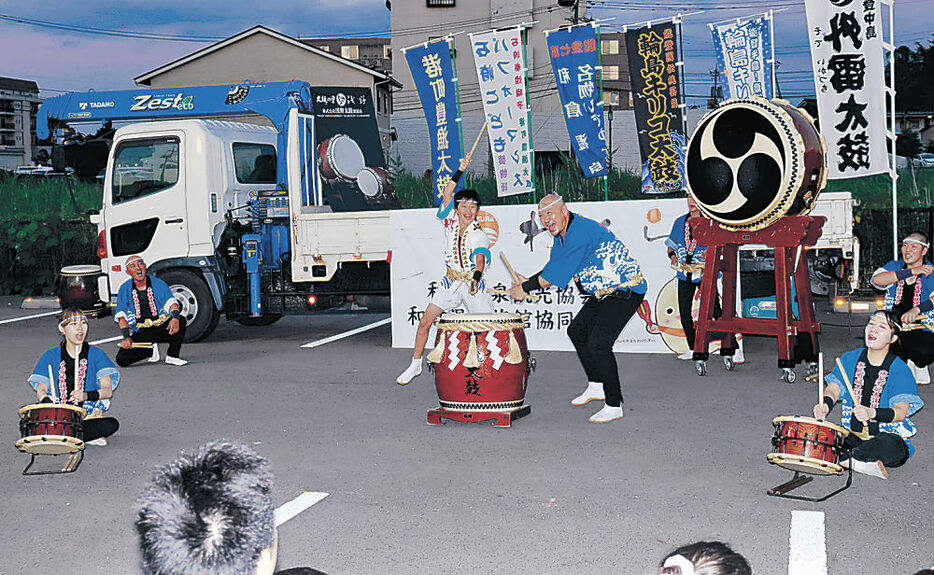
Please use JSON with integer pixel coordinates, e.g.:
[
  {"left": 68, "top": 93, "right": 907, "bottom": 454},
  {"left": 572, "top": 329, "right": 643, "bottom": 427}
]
[
  {"left": 772, "top": 415, "right": 850, "bottom": 438},
  {"left": 767, "top": 453, "right": 844, "bottom": 476},
  {"left": 19, "top": 403, "right": 87, "bottom": 419},
  {"left": 357, "top": 168, "right": 381, "bottom": 197},
  {"left": 327, "top": 135, "right": 365, "bottom": 181},
  {"left": 60, "top": 265, "right": 102, "bottom": 276},
  {"left": 438, "top": 313, "right": 523, "bottom": 323},
  {"left": 686, "top": 98, "right": 822, "bottom": 230},
  {"left": 16, "top": 435, "right": 84, "bottom": 455}
]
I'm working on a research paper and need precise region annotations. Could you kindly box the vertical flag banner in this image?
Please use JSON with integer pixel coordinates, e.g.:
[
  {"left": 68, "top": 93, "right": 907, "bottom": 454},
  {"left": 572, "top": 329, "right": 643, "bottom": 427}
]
[
  {"left": 711, "top": 16, "right": 773, "bottom": 99},
  {"left": 546, "top": 24, "right": 607, "bottom": 179},
  {"left": 470, "top": 28, "right": 535, "bottom": 197},
  {"left": 625, "top": 22, "right": 687, "bottom": 194},
  {"left": 805, "top": 0, "right": 887, "bottom": 178},
  {"left": 403, "top": 39, "right": 464, "bottom": 205}
]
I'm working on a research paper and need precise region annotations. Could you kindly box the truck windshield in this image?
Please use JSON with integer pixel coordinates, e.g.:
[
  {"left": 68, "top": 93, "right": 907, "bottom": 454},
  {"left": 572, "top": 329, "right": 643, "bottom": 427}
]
[{"left": 111, "top": 137, "right": 180, "bottom": 204}]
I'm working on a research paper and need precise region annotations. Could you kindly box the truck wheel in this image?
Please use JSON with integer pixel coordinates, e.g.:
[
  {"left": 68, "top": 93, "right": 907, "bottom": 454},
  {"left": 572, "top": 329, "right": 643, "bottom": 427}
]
[
  {"left": 235, "top": 314, "right": 282, "bottom": 326},
  {"left": 159, "top": 269, "right": 219, "bottom": 342}
]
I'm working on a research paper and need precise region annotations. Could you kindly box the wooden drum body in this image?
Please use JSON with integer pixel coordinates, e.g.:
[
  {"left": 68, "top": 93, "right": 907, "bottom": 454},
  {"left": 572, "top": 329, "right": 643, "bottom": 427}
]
[
  {"left": 317, "top": 134, "right": 365, "bottom": 181},
  {"left": 357, "top": 167, "right": 394, "bottom": 198},
  {"left": 58, "top": 265, "right": 106, "bottom": 314},
  {"left": 768, "top": 415, "right": 849, "bottom": 476},
  {"left": 686, "top": 98, "right": 827, "bottom": 231},
  {"left": 428, "top": 313, "right": 530, "bottom": 412},
  {"left": 16, "top": 403, "right": 86, "bottom": 455}
]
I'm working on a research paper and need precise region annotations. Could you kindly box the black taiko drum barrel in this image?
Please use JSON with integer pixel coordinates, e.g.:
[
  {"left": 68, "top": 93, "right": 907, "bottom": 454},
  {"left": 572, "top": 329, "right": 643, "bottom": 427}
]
[
  {"left": 58, "top": 265, "right": 106, "bottom": 315},
  {"left": 685, "top": 98, "right": 827, "bottom": 231}
]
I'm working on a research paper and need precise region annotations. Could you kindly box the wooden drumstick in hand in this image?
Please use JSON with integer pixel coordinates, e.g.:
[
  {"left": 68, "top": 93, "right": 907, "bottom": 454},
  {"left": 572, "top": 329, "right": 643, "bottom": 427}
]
[
  {"left": 463, "top": 120, "right": 488, "bottom": 167},
  {"left": 48, "top": 364, "right": 57, "bottom": 403},
  {"left": 499, "top": 252, "right": 541, "bottom": 302}
]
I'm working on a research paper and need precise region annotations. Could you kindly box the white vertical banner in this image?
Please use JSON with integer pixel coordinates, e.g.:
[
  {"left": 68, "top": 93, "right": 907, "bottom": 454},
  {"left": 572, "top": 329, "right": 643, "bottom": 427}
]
[
  {"left": 469, "top": 27, "right": 534, "bottom": 197},
  {"left": 805, "top": 0, "right": 887, "bottom": 178},
  {"left": 710, "top": 15, "right": 774, "bottom": 99}
]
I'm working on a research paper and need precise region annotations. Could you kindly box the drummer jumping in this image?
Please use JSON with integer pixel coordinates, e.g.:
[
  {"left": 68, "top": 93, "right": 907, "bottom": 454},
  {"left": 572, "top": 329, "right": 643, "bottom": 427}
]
[
  {"left": 507, "top": 194, "right": 646, "bottom": 423},
  {"left": 814, "top": 310, "right": 924, "bottom": 479},
  {"left": 396, "top": 157, "right": 493, "bottom": 385},
  {"left": 114, "top": 255, "right": 188, "bottom": 367}
]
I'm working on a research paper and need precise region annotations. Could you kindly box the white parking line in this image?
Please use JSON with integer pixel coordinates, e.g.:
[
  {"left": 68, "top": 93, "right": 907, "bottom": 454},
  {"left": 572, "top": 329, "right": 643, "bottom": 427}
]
[
  {"left": 789, "top": 510, "right": 827, "bottom": 575},
  {"left": 274, "top": 491, "right": 329, "bottom": 527},
  {"left": 300, "top": 317, "right": 391, "bottom": 349},
  {"left": 0, "top": 310, "right": 61, "bottom": 325},
  {"left": 90, "top": 335, "right": 123, "bottom": 345}
]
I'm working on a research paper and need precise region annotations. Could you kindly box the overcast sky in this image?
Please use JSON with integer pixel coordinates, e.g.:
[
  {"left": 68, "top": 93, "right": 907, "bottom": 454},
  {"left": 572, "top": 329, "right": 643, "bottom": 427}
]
[{"left": 1, "top": 0, "right": 931, "bottom": 105}]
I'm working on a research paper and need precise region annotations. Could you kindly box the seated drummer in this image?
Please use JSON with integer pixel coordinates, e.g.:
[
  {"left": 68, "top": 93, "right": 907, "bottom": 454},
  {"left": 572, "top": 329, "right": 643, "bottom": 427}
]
[
  {"left": 114, "top": 255, "right": 188, "bottom": 367},
  {"left": 870, "top": 231, "right": 934, "bottom": 384},
  {"left": 813, "top": 310, "right": 923, "bottom": 479},
  {"left": 27, "top": 309, "right": 120, "bottom": 446}
]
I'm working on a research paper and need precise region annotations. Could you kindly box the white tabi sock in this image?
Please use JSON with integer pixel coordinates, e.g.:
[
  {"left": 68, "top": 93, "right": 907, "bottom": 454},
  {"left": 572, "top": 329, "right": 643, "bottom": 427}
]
[{"left": 571, "top": 381, "right": 605, "bottom": 406}]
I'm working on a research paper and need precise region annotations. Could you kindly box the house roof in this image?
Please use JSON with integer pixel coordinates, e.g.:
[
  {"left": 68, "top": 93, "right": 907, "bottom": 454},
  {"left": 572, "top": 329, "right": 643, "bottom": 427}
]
[
  {"left": 134, "top": 25, "right": 400, "bottom": 88},
  {"left": 0, "top": 76, "right": 40, "bottom": 93}
]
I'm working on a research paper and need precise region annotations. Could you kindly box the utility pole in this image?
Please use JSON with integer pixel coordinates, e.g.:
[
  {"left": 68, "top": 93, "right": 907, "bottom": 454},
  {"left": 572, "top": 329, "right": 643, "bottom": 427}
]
[
  {"left": 708, "top": 67, "right": 720, "bottom": 109},
  {"left": 774, "top": 60, "right": 783, "bottom": 99}
]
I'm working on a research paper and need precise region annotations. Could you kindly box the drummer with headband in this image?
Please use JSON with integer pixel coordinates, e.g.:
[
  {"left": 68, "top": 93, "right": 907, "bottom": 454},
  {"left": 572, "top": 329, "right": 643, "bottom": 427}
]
[
  {"left": 871, "top": 231, "right": 934, "bottom": 384},
  {"left": 813, "top": 310, "right": 923, "bottom": 479},
  {"left": 396, "top": 157, "right": 493, "bottom": 385},
  {"left": 27, "top": 308, "right": 120, "bottom": 445},
  {"left": 666, "top": 196, "right": 743, "bottom": 363},
  {"left": 114, "top": 255, "right": 188, "bottom": 367},
  {"left": 507, "top": 193, "right": 646, "bottom": 423}
]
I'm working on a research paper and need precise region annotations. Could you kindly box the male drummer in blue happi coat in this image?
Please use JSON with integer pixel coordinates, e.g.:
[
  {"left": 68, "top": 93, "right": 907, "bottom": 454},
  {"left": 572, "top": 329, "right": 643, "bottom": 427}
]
[
  {"left": 508, "top": 194, "right": 646, "bottom": 423},
  {"left": 665, "top": 196, "right": 743, "bottom": 364},
  {"left": 114, "top": 255, "right": 188, "bottom": 367}
]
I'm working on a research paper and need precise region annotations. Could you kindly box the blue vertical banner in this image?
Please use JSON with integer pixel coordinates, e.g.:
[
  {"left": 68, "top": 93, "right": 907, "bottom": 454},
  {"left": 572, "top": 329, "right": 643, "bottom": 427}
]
[
  {"left": 711, "top": 16, "right": 774, "bottom": 100},
  {"left": 403, "top": 38, "right": 464, "bottom": 206},
  {"left": 545, "top": 24, "right": 607, "bottom": 179}
]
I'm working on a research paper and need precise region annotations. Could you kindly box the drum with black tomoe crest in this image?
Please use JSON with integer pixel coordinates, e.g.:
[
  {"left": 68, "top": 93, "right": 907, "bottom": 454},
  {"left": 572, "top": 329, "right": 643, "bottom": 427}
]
[
  {"left": 686, "top": 98, "right": 827, "bottom": 231},
  {"left": 58, "top": 265, "right": 107, "bottom": 315}
]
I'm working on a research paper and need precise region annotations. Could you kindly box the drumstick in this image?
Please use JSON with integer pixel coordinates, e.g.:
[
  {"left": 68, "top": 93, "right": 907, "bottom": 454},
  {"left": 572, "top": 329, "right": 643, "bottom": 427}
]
[
  {"left": 48, "top": 364, "right": 57, "bottom": 404},
  {"left": 464, "top": 120, "right": 488, "bottom": 165},
  {"left": 126, "top": 342, "right": 154, "bottom": 349},
  {"left": 818, "top": 351, "right": 824, "bottom": 409},
  {"left": 487, "top": 287, "right": 542, "bottom": 302},
  {"left": 835, "top": 357, "right": 871, "bottom": 440},
  {"left": 498, "top": 252, "right": 541, "bottom": 302}
]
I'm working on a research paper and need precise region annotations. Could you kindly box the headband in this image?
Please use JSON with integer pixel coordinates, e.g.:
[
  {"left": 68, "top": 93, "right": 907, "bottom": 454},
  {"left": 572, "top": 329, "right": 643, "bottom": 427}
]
[
  {"left": 125, "top": 255, "right": 144, "bottom": 266},
  {"left": 662, "top": 555, "right": 695, "bottom": 575},
  {"left": 903, "top": 238, "right": 930, "bottom": 248},
  {"left": 538, "top": 195, "right": 564, "bottom": 213},
  {"left": 59, "top": 312, "right": 88, "bottom": 327}
]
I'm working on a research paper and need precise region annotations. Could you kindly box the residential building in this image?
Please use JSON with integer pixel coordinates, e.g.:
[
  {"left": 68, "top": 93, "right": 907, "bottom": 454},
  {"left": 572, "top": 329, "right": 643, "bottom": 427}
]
[
  {"left": 134, "top": 26, "right": 400, "bottom": 156},
  {"left": 299, "top": 37, "right": 392, "bottom": 74},
  {"left": 896, "top": 110, "right": 934, "bottom": 149},
  {"left": 0, "top": 77, "right": 41, "bottom": 171}
]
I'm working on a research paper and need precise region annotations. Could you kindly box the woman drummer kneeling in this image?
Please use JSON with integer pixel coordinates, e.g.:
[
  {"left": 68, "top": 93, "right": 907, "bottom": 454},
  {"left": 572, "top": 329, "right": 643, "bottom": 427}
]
[
  {"left": 26, "top": 309, "right": 121, "bottom": 446},
  {"left": 814, "top": 310, "right": 924, "bottom": 479}
]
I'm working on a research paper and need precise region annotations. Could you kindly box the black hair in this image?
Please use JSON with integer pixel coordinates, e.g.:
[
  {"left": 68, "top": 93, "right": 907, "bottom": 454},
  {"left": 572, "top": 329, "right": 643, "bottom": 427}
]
[
  {"left": 871, "top": 309, "right": 902, "bottom": 334},
  {"left": 453, "top": 188, "right": 481, "bottom": 209},
  {"left": 905, "top": 231, "right": 929, "bottom": 246},
  {"left": 136, "top": 440, "right": 275, "bottom": 575},
  {"left": 660, "top": 541, "right": 752, "bottom": 575}
]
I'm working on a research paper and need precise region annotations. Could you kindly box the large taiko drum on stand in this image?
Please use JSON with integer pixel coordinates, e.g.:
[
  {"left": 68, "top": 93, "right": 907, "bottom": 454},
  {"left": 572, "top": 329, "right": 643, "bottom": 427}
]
[
  {"left": 58, "top": 265, "right": 106, "bottom": 315},
  {"left": 317, "top": 134, "right": 366, "bottom": 182},
  {"left": 686, "top": 98, "right": 827, "bottom": 231},
  {"left": 767, "top": 415, "right": 850, "bottom": 476},
  {"left": 426, "top": 314, "right": 531, "bottom": 425}
]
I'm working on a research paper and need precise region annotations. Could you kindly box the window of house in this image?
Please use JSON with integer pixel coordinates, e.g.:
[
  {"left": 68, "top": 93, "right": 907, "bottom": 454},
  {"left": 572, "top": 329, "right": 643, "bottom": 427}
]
[
  {"left": 383, "top": 45, "right": 391, "bottom": 59},
  {"left": 603, "top": 65, "right": 619, "bottom": 81},
  {"left": 320, "top": 45, "right": 330, "bottom": 52},
  {"left": 602, "top": 40, "right": 619, "bottom": 55},
  {"left": 111, "top": 137, "right": 179, "bottom": 205},
  {"left": 427, "top": 0, "right": 455, "bottom": 6},
  {"left": 603, "top": 91, "right": 620, "bottom": 107},
  {"left": 342, "top": 45, "right": 359, "bottom": 59}
]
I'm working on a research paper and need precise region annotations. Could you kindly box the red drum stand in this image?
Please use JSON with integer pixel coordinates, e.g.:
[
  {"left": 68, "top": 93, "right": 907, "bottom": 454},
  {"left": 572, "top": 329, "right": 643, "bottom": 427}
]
[{"left": 690, "top": 215, "right": 825, "bottom": 380}]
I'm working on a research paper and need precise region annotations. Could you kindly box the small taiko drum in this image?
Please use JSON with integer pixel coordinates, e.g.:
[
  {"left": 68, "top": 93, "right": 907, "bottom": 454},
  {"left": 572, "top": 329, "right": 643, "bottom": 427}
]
[
  {"left": 686, "top": 97, "right": 827, "bottom": 231},
  {"left": 767, "top": 415, "right": 850, "bottom": 476},
  {"left": 427, "top": 313, "right": 530, "bottom": 411},
  {"left": 16, "top": 403, "right": 86, "bottom": 455},
  {"left": 357, "top": 167, "right": 394, "bottom": 198},
  {"left": 58, "top": 265, "right": 106, "bottom": 314},
  {"left": 318, "top": 134, "right": 365, "bottom": 181}
]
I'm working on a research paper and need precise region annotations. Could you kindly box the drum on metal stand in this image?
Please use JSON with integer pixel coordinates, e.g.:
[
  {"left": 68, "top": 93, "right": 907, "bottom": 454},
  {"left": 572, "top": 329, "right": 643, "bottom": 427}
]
[
  {"left": 426, "top": 313, "right": 533, "bottom": 427},
  {"left": 686, "top": 97, "right": 826, "bottom": 231},
  {"left": 766, "top": 415, "right": 853, "bottom": 501},
  {"left": 15, "top": 403, "right": 86, "bottom": 475},
  {"left": 317, "top": 134, "right": 366, "bottom": 182},
  {"left": 58, "top": 265, "right": 107, "bottom": 315}
]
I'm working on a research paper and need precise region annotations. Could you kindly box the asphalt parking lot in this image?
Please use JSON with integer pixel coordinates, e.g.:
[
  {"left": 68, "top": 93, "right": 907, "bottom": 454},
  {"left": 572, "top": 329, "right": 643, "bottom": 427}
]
[{"left": 1, "top": 297, "right": 932, "bottom": 575}]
